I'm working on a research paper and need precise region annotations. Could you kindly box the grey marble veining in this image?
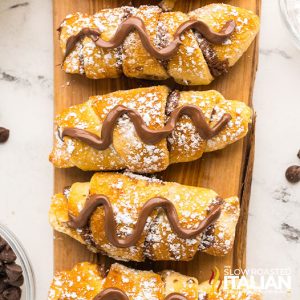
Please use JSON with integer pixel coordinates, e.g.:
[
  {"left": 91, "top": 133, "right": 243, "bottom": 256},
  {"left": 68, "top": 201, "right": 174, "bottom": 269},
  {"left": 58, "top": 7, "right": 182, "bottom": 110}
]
[{"left": 249, "top": 2, "right": 300, "bottom": 299}]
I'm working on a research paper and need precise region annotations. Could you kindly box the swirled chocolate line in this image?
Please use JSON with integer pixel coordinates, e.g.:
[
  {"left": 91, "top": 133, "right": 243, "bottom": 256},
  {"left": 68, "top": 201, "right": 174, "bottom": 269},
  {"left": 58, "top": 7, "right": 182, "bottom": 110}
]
[
  {"left": 63, "top": 16, "right": 235, "bottom": 61},
  {"left": 61, "top": 104, "right": 231, "bottom": 150},
  {"left": 67, "top": 194, "right": 222, "bottom": 248},
  {"left": 94, "top": 288, "right": 187, "bottom": 300}
]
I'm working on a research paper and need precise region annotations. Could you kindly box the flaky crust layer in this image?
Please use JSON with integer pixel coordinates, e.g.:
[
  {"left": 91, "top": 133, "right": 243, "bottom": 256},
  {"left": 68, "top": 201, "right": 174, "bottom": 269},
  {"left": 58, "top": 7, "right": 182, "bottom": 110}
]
[
  {"left": 59, "top": 4, "right": 259, "bottom": 85},
  {"left": 49, "top": 86, "right": 252, "bottom": 173},
  {"left": 48, "top": 262, "right": 262, "bottom": 300},
  {"left": 49, "top": 172, "right": 240, "bottom": 262}
]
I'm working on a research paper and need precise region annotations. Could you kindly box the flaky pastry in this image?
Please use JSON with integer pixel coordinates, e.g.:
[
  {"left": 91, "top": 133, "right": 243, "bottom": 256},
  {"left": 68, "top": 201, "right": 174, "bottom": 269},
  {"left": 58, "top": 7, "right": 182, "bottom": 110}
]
[
  {"left": 49, "top": 172, "right": 240, "bottom": 262},
  {"left": 59, "top": 4, "right": 259, "bottom": 85},
  {"left": 48, "top": 262, "right": 262, "bottom": 300},
  {"left": 50, "top": 86, "right": 252, "bottom": 173}
]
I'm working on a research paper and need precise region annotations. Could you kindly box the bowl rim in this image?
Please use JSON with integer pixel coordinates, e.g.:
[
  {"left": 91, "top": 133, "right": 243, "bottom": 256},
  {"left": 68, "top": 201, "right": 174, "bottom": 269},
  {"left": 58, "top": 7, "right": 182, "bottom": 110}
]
[
  {"left": 279, "top": 0, "right": 300, "bottom": 48},
  {"left": 0, "top": 223, "right": 35, "bottom": 300}
]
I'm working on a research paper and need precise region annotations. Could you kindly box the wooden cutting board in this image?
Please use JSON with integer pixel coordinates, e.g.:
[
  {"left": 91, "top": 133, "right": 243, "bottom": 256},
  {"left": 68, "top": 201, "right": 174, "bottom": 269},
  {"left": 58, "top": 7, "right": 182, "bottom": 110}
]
[{"left": 52, "top": 0, "right": 261, "bottom": 283}]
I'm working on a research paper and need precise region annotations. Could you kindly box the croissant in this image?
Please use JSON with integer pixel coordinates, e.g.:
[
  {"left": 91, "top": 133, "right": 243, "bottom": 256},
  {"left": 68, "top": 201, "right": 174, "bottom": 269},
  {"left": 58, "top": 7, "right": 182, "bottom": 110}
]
[
  {"left": 49, "top": 86, "right": 252, "bottom": 173},
  {"left": 58, "top": 4, "right": 260, "bottom": 85},
  {"left": 48, "top": 262, "right": 262, "bottom": 300},
  {"left": 49, "top": 172, "right": 240, "bottom": 262}
]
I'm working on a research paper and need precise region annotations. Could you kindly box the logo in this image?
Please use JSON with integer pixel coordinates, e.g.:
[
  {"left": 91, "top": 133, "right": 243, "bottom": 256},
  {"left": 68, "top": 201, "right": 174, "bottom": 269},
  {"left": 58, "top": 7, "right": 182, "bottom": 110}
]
[
  {"left": 223, "top": 266, "right": 292, "bottom": 294},
  {"left": 209, "top": 267, "right": 222, "bottom": 292}
]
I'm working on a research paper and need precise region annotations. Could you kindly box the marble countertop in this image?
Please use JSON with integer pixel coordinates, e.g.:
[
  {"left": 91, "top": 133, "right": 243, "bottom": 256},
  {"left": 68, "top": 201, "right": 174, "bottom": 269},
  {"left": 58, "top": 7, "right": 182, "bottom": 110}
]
[{"left": 0, "top": 0, "right": 299, "bottom": 299}]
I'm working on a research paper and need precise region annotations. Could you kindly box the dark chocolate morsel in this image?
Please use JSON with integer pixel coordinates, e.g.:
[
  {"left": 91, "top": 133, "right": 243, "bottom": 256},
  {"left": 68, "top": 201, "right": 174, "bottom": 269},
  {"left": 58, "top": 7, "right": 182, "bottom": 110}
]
[
  {"left": 0, "top": 278, "right": 7, "bottom": 293},
  {"left": 0, "top": 262, "right": 5, "bottom": 274},
  {"left": 297, "top": 150, "right": 300, "bottom": 159},
  {"left": 4, "top": 264, "right": 23, "bottom": 287},
  {"left": 0, "top": 238, "right": 7, "bottom": 251},
  {"left": 0, "top": 246, "right": 16, "bottom": 264},
  {"left": 4, "top": 275, "right": 24, "bottom": 288},
  {"left": 5, "top": 265, "right": 22, "bottom": 280},
  {"left": 285, "top": 165, "right": 300, "bottom": 183},
  {"left": 0, "top": 128, "right": 9, "bottom": 144},
  {"left": 2, "top": 286, "right": 21, "bottom": 300}
]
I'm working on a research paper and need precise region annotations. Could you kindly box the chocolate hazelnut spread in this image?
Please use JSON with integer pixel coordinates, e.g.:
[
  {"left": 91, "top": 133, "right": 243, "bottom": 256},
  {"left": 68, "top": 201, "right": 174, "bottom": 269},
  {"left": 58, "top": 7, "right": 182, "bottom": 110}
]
[
  {"left": 63, "top": 16, "right": 235, "bottom": 61},
  {"left": 68, "top": 194, "right": 222, "bottom": 248},
  {"left": 61, "top": 104, "right": 231, "bottom": 151},
  {"left": 94, "top": 288, "right": 186, "bottom": 300},
  {"left": 196, "top": 33, "right": 229, "bottom": 77}
]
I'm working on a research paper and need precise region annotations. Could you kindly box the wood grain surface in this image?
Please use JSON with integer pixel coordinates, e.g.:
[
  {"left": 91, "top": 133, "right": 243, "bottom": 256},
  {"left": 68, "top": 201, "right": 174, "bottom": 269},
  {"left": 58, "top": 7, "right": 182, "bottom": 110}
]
[{"left": 52, "top": 0, "right": 261, "bottom": 282}]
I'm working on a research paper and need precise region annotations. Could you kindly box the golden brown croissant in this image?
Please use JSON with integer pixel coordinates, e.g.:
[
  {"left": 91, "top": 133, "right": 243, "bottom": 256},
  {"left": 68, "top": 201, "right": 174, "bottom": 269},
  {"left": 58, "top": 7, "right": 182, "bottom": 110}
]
[
  {"left": 49, "top": 86, "right": 252, "bottom": 173},
  {"left": 48, "top": 262, "right": 262, "bottom": 300},
  {"left": 58, "top": 4, "right": 260, "bottom": 85},
  {"left": 49, "top": 172, "right": 240, "bottom": 262}
]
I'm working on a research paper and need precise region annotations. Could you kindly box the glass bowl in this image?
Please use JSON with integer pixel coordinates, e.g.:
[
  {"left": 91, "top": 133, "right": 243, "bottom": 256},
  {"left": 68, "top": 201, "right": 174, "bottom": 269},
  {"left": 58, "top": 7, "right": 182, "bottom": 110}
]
[
  {"left": 279, "top": 0, "right": 300, "bottom": 48},
  {"left": 0, "top": 223, "right": 35, "bottom": 299}
]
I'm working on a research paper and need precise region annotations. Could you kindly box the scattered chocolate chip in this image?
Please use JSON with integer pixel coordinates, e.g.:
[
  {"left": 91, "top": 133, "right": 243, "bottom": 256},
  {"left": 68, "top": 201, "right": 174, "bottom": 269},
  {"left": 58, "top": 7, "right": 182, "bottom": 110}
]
[
  {"left": 285, "top": 165, "right": 300, "bottom": 183},
  {"left": 0, "top": 128, "right": 9, "bottom": 143},
  {"left": 297, "top": 150, "right": 300, "bottom": 160}
]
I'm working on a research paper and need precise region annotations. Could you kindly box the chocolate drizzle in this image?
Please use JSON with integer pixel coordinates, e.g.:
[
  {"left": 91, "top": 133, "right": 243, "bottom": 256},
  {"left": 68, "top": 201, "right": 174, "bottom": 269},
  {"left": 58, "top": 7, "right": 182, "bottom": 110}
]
[
  {"left": 63, "top": 16, "right": 235, "bottom": 61},
  {"left": 61, "top": 104, "right": 231, "bottom": 150},
  {"left": 68, "top": 194, "right": 222, "bottom": 248},
  {"left": 94, "top": 288, "right": 129, "bottom": 300},
  {"left": 94, "top": 288, "right": 186, "bottom": 300},
  {"left": 165, "top": 293, "right": 187, "bottom": 300}
]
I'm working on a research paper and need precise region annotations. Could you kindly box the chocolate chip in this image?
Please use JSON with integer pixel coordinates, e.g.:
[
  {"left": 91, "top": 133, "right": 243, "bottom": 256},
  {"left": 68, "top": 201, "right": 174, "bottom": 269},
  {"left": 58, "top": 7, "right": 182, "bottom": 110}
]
[
  {"left": 0, "top": 278, "right": 7, "bottom": 293},
  {"left": 4, "top": 265, "right": 23, "bottom": 287},
  {"left": 285, "top": 165, "right": 300, "bottom": 183},
  {"left": 2, "top": 286, "right": 21, "bottom": 300},
  {"left": 0, "top": 128, "right": 9, "bottom": 144},
  {"left": 4, "top": 275, "right": 23, "bottom": 288},
  {"left": 0, "top": 262, "right": 5, "bottom": 274},
  {"left": 297, "top": 150, "right": 300, "bottom": 160},
  {"left": 0, "top": 238, "right": 7, "bottom": 251},
  {"left": 0, "top": 247, "right": 16, "bottom": 264}
]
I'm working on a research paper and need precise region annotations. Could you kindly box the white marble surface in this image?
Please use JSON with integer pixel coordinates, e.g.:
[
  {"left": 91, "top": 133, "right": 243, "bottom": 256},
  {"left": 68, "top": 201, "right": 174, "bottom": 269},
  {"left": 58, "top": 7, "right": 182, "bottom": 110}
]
[{"left": 0, "top": 0, "right": 299, "bottom": 299}]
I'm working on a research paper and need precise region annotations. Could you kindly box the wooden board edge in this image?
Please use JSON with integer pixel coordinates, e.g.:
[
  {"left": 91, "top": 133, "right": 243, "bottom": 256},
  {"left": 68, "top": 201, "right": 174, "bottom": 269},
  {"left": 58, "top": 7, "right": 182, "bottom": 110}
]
[
  {"left": 232, "top": 0, "right": 260, "bottom": 270},
  {"left": 232, "top": 116, "right": 256, "bottom": 270}
]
